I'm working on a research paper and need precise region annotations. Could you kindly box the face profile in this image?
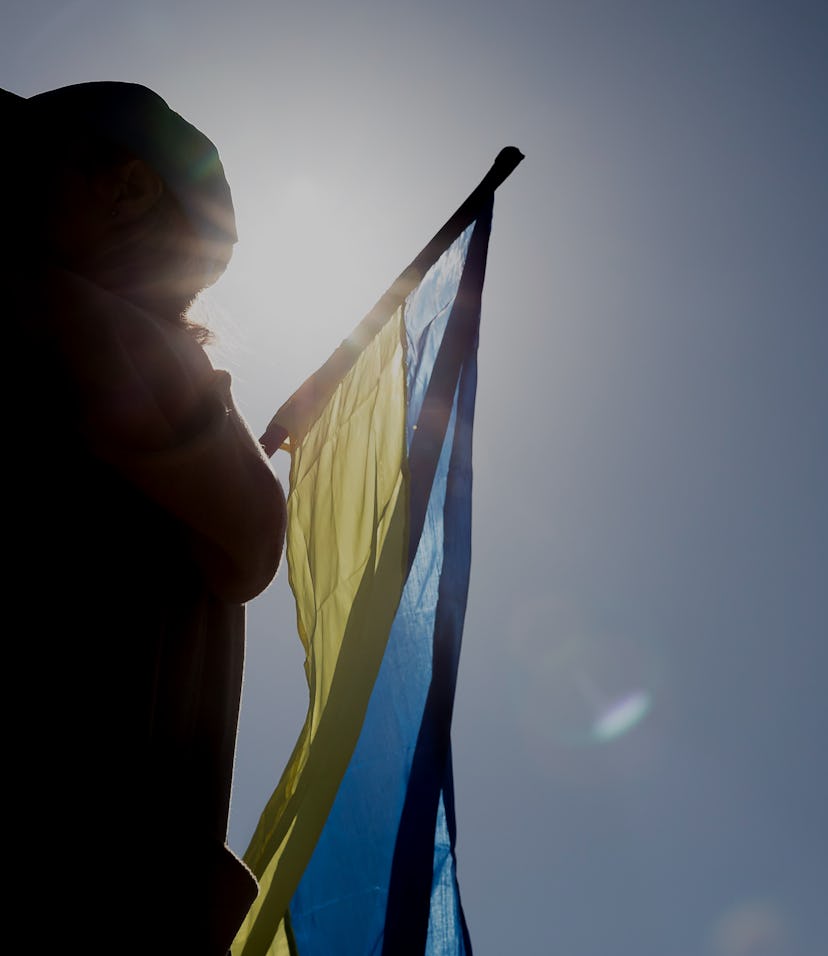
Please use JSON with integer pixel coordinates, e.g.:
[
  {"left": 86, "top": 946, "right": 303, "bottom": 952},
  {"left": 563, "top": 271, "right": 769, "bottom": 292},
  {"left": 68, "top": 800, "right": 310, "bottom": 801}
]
[{"left": 15, "top": 81, "right": 237, "bottom": 327}]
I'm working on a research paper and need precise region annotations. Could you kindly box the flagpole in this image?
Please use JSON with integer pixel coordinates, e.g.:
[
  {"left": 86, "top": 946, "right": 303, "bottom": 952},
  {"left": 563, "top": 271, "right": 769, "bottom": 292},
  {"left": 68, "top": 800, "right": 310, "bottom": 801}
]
[{"left": 259, "top": 146, "right": 524, "bottom": 457}]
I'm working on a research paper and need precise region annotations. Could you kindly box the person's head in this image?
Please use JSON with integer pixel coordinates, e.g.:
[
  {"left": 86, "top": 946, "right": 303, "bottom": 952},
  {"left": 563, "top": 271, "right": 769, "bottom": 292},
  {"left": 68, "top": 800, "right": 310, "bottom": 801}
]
[{"left": 15, "top": 82, "right": 237, "bottom": 333}]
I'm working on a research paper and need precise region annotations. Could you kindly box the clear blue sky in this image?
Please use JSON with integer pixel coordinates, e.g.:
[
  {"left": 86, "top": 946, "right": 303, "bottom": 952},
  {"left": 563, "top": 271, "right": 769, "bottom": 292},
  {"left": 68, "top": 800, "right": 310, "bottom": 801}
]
[{"left": 5, "top": 2, "right": 827, "bottom": 953}]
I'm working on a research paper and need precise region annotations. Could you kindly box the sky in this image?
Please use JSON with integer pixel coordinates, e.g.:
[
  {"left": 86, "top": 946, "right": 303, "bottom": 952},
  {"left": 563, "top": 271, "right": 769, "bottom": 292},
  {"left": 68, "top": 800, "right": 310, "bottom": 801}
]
[{"left": 4, "top": 2, "right": 827, "bottom": 953}]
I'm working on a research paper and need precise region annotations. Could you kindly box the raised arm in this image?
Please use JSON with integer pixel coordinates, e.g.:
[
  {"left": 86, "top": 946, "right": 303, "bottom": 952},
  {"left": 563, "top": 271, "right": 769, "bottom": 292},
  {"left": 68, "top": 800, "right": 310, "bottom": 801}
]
[{"left": 44, "top": 268, "right": 286, "bottom": 603}]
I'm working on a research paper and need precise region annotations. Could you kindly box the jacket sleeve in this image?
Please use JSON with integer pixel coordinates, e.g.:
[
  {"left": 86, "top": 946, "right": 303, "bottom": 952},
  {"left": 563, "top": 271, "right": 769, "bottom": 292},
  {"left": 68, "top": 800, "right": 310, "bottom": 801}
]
[{"left": 44, "top": 268, "right": 286, "bottom": 603}]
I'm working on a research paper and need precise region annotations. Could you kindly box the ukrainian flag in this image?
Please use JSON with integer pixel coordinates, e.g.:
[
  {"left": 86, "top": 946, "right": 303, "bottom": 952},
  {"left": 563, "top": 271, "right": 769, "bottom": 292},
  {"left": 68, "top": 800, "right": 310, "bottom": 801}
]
[{"left": 233, "top": 149, "right": 523, "bottom": 956}]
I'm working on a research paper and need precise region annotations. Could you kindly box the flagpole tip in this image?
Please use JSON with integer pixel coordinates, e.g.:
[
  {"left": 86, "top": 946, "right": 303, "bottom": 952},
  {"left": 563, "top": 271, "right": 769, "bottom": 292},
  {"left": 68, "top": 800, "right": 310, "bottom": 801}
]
[
  {"left": 482, "top": 147, "right": 524, "bottom": 192},
  {"left": 494, "top": 146, "right": 525, "bottom": 171}
]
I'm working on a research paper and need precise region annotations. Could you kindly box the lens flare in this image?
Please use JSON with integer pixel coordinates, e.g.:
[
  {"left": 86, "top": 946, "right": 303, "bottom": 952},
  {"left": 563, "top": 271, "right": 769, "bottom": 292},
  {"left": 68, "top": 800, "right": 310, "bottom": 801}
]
[
  {"left": 711, "top": 900, "right": 790, "bottom": 956},
  {"left": 507, "top": 595, "right": 663, "bottom": 764},
  {"left": 590, "top": 690, "right": 652, "bottom": 743}
]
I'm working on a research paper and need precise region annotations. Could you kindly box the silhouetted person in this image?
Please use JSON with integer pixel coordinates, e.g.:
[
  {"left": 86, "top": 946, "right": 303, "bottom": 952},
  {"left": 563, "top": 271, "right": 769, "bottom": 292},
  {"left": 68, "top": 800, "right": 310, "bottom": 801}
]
[{"left": 2, "top": 82, "right": 285, "bottom": 955}]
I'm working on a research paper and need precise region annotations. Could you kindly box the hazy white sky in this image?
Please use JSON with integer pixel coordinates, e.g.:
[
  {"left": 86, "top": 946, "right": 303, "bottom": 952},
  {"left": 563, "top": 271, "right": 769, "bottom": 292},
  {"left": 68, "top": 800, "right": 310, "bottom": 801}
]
[{"left": 5, "top": 2, "right": 827, "bottom": 954}]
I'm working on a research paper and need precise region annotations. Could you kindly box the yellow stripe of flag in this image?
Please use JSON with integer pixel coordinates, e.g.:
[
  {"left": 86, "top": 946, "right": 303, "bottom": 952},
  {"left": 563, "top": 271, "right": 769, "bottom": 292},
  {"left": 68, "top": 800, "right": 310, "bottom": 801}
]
[{"left": 233, "top": 309, "right": 409, "bottom": 956}]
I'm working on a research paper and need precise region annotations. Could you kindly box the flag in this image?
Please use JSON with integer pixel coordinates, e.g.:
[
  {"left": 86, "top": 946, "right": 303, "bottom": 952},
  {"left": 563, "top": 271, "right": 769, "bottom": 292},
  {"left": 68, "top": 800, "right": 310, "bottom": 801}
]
[{"left": 232, "top": 148, "right": 523, "bottom": 956}]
